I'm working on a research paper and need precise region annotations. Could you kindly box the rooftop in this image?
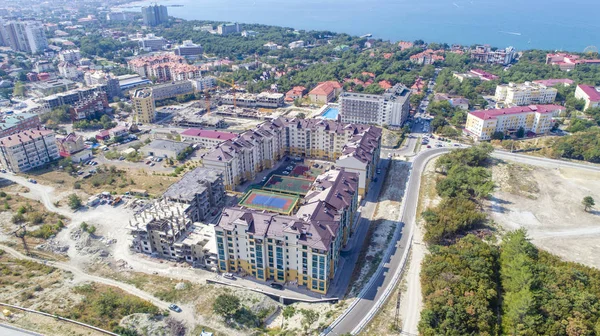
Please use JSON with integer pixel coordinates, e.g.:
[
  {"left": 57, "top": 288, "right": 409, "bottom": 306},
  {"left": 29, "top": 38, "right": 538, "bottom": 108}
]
[
  {"left": 142, "top": 139, "right": 190, "bottom": 153},
  {"left": 577, "top": 84, "right": 600, "bottom": 102},
  {"left": 0, "top": 112, "right": 38, "bottom": 131},
  {"left": 163, "top": 167, "right": 222, "bottom": 202},
  {"left": 309, "top": 81, "right": 341, "bottom": 96},
  {"left": 469, "top": 105, "right": 565, "bottom": 120},
  {"left": 0, "top": 129, "right": 54, "bottom": 148},
  {"left": 180, "top": 128, "right": 237, "bottom": 140},
  {"left": 533, "top": 78, "right": 574, "bottom": 87}
]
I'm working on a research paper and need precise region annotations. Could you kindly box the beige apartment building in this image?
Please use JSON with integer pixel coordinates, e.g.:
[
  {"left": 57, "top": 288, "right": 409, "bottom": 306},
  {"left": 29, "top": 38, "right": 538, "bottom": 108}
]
[
  {"left": 0, "top": 129, "right": 60, "bottom": 172},
  {"left": 215, "top": 168, "right": 359, "bottom": 294},
  {"left": 494, "top": 82, "right": 557, "bottom": 107},
  {"left": 202, "top": 117, "right": 381, "bottom": 195},
  {"left": 464, "top": 105, "right": 564, "bottom": 141},
  {"left": 132, "top": 88, "right": 156, "bottom": 124}
]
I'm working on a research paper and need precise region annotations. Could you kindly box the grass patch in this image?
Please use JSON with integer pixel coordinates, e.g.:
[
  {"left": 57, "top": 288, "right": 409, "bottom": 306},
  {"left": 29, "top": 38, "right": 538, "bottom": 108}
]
[{"left": 62, "top": 283, "right": 161, "bottom": 331}]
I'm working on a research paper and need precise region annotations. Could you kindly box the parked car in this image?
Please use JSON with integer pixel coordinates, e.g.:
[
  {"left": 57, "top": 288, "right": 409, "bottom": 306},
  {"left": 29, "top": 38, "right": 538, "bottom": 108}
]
[
  {"left": 270, "top": 283, "right": 284, "bottom": 290},
  {"left": 376, "top": 169, "right": 381, "bottom": 174},
  {"left": 0, "top": 169, "right": 6, "bottom": 173},
  {"left": 223, "top": 273, "right": 235, "bottom": 280},
  {"left": 28, "top": 179, "right": 37, "bottom": 184},
  {"left": 282, "top": 171, "right": 290, "bottom": 175},
  {"left": 168, "top": 304, "right": 182, "bottom": 313},
  {"left": 427, "top": 145, "right": 431, "bottom": 148},
  {"left": 150, "top": 162, "right": 155, "bottom": 167}
]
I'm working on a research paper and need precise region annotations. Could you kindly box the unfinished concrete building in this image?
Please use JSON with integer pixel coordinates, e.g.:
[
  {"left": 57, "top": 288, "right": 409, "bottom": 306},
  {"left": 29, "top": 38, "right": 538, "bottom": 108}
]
[
  {"left": 130, "top": 199, "right": 218, "bottom": 266},
  {"left": 162, "top": 167, "right": 225, "bottom": 222}
]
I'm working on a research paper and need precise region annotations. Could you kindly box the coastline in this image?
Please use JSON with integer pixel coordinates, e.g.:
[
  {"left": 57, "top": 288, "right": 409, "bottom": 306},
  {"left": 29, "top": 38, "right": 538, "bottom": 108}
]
[{"left": 111, "top": 0, "right": 598, "bottom": 52}]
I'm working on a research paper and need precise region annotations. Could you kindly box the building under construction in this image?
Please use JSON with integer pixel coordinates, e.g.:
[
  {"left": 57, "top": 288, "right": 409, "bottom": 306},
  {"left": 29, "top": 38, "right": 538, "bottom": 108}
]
[{"left": 129, "top": 167, "right": 225, "bottom": 266}]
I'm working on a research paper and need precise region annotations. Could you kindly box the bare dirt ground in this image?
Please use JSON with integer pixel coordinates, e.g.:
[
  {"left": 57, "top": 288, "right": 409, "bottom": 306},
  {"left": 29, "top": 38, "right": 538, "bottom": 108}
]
[
  {"left": 381, "top": 128, "right": 403, "bottom": 148},
  {"left": 491, "top": 161, "right": 600, "bottom": 269}
]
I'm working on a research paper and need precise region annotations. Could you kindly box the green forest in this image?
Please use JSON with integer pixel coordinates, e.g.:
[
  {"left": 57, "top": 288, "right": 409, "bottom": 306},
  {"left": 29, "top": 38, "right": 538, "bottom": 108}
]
[{"left": 419, "top": 146, "right": 600, "bottom": 335}]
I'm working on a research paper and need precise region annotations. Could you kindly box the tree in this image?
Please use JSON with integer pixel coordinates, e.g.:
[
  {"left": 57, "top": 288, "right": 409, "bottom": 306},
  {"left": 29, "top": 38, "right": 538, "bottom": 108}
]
[
  {"left": 67, "top": 194, "right": 82, "bottom": 210},
  {"left": 281, "top": 306, "right": 296, "bottom": 329},
  {"left": 213, "top": 294, "right": 240, "bottom": 321},
  {"left": 300, "top": 309, "right": 318, "bottom": 333},
  {"left": 582, "top": 196, "right": 595, "bottom": 212},
  {"left": 491, "top": 131, "right": 505, "bottom": 140},
  {"left": 296, "top": 112, "right": 306, "bottom": 119},
  {"left": 516, "top": 127, "right": 525, "bottom": 138}
]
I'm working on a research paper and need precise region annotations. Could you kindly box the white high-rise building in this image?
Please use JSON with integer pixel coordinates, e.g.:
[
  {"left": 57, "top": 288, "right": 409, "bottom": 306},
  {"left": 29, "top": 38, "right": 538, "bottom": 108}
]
[
  {"left": 3, "top": 20, "right": 48, "bottom": 54},
  {"left": 339, "top": 84, "right": 411, "bottom": 126}
]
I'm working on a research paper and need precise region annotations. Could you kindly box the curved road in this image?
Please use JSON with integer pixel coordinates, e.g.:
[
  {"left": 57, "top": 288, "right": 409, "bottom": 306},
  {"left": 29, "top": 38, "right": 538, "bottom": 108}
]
[{"left": 325, "top": 146, "right": 600, "bottom": 335}]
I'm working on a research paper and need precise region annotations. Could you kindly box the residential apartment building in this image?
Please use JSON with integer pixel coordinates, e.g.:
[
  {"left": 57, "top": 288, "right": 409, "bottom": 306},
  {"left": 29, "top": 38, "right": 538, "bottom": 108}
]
[
  {"left": 151, "top": 80, "right": 194, "bottom": 101},
  {"left": 285, "top": 86, "right": 306, "bottom": 103},
  {"left": 339, "top": 83, "right": 411, "bottom": 126},
  {"left": 189, "top": 77, "right": 216, "bottom": 91},
  {"left": 41, "top": 85, "right": 108, "bottom": 111},
  {"left": 453, "top": 69, "right": 499, "bottom": 82},
  {"left": 162, "top": 167, "right": 225, "bottom": 222},
  {"left": 0, "top": 129, "right": 60, "bottom": 172},
  {"left": 470, "top": 45, "right": 516, "bottom": 65},
  {"left": 57, "top": 61, "right": 79, "bottom": 79},
  {"left": 0, "top": 113, "right": 41, "bottom": 138},
  {"left": 132, "top": 88, "right": 155, "bottom": 124},
  {"left": 68, "top": 91, "right": 109, "bottom": 120},
  {"left": 128, "top": 54, "right": 202, "bottom": 82},
  {"left": 84, "top": 71, "right": 122, "bottom": 99},
  {"left": 494, "top": 82, "right": 557, "bottom": 107},
  {"left": 308, "top": 81, "right": 342, "bottom": 104},
  {"left": 174, "top": 40, "right": 203, "bottom": 57},
  {"left": 202, "top": 117, "right": 381, "bottom": 195},
  {"left": 464, "top": 105, "right": 564, "bottom": 141},
  {"left": 141, "top": 4, "right": 168, "bottom": 26},
  {"left": 180, "top": 129, "right": 237, "bottom": 147},
  {"left": 546, "top": 53, "right": 600, "bottom": 71},
  {"left": 575, "top": 84, "right": 600, "bottom": 111},
  {"left": 215, "top": 168, "right": 358, "bottom": 294},
  {"left": 136, "top": 34, "right": 167, "bottom": 51},
  {"left": 532, "top": 79, "right": 574, "bottom": 87},
  {"left": 409, "top": 49, "right": 445, "bottom": 65},
  {"left": 217, "top": 23, "right": 240, "bottom": 35},
  {"left": 3, "top": 20, "right": 48, "bottom": 54},
  {"left": 59, "top": 49, "right": 81, "bottom": 63}
]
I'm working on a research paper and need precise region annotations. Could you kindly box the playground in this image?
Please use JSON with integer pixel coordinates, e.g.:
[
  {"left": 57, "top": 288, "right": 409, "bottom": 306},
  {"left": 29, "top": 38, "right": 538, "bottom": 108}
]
[
  {"left": 263, "top": 175, "right": 313, "bottom": 196},
  {"left": 239, "top": 189, "right": 299, "bottom": 215}
]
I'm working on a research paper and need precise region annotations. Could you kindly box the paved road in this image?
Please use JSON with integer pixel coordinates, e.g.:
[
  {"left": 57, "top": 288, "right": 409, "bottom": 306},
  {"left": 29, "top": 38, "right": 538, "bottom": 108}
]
[
  {"left": 326, "top": 145, "right": 600, "bottom": 335},
  {"left": 0, "top": 324, "right": 42, "bottom": 336},
  {"left": 326, "top": 147, "right": 448, "bottom": 335}
]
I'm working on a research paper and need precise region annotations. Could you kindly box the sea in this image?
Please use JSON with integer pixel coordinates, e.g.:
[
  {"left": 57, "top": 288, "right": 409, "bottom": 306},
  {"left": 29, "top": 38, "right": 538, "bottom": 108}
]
[{"left": 123, "top": 0, "right": 600, "bottom": 52}]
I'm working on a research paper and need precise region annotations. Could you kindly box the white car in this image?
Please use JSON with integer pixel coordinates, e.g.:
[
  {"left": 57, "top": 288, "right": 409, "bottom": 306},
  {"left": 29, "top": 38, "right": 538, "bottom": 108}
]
[{"left": 223, "top": 273, "right": 235, "bottom": 280}]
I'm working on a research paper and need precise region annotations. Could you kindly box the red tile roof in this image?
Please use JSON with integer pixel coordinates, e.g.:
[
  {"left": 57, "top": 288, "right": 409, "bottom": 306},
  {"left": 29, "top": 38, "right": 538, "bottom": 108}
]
[
  {"left": 379, "top": 80, "right": 392, "bottom": 89},
  {"left": 469, "top": 105, "right": 564, "bottom": 120},
  {"left": 181, "top": 128, "right": 237, "bottom": 140},
  {"left": 578, "top": 85, "right": 600, "bottom": 102},
  {"left": 309, "top": 81, "right": 341, "bottom": 96}
]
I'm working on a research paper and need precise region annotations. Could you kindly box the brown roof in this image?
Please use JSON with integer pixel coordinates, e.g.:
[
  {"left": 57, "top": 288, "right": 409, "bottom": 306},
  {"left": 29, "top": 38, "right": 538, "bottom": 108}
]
[{"left": 0, "top": 129, "right": 54, "bottom": 148}]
